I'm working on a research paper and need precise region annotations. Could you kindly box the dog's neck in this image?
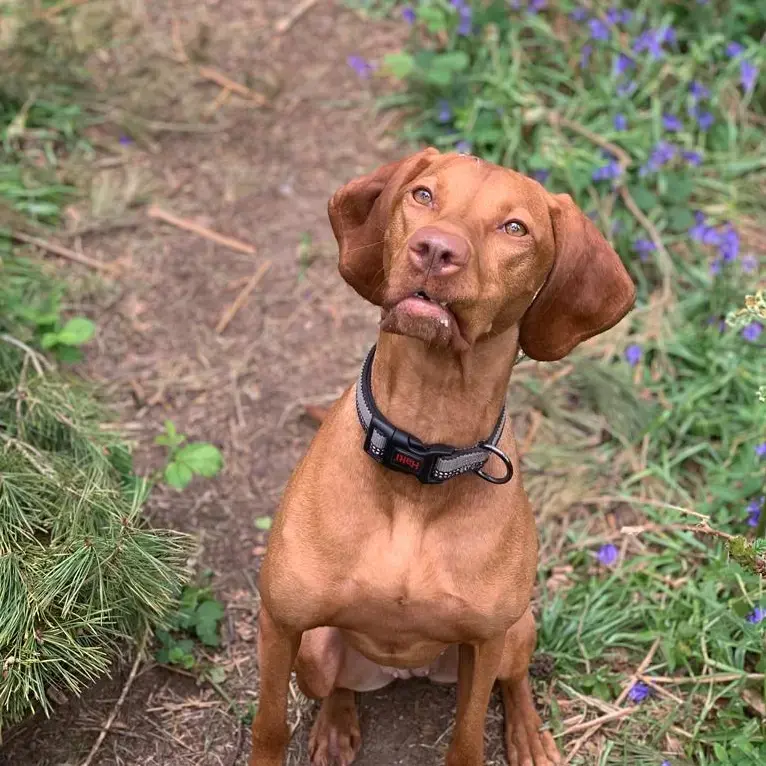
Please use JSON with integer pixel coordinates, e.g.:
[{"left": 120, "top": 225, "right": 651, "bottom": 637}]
[{"left": 370, "top": 328, "right": 518, "bottom": 448}]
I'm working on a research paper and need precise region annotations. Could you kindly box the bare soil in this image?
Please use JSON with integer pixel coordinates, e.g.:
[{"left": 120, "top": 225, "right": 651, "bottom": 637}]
[{"left": 1, "top": 2, "right": 563, "bottom": 765}]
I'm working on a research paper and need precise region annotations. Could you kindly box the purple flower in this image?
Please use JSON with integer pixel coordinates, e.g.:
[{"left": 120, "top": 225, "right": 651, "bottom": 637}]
[
  {"left": 589, "top": 18, "right": 611, "bottom": 41},
  {"left": 597, "top": 543, "right": 619, "bottom": 566},
  {"left": 625, "top": 343, "right": 642, "bottom": 366},
  {"left": 118, "top": 135, "right": 133, "bottom": 145},
  {"left": 627, "top": 682, "right": 651, "bottom": 703},
  {"left": 613, "top": 113, "right": 628, "bottom": 131},
  {"left": 718, "top": 224, "right": 739, "bottom": 262},
  {"left": 726, "top": 42, "right": 745, "bottom": 58},
  {"left": 640, "top": 141, "right": 676, "bottom": 175},
  {"left": 747, "top": 497, "right": 764, "bottom": 527},
  {"left": 633, "top": 29, "right": 664, "bottom": 59},
  {"left": 755, "top": 442, "right": 766, "bottom": 458},
  {"left": 661, "top": 762, "right": 672, "bottom": 766},
  {"left": 633, "top": 239, "right": 656, "bottom": 261},
  {"left": 580, "top": 44, "right": 594, "bottom": 69},
  {"left": 710, "top": 258, "right": 722, "bottom": 276},
  {"left": 743, "top": 322, "right": 763, "bottom": 342},
  {"left": 457, "top": 5, "right": 472, "bottom": 35},
  {"left": 741, "top": 60, "right": 758, "bottom": 92},
  {"left": 742, "top": 254, "right": 758, "bottom": 273},
  {"left": 690, "top": 107, "right": 714, "bottom": 131},
  {"left": 660, "top": 26, "right": 676, "bottom": 46},
  {"left": 402, "top": 6, "right": 416, "bottom": 24},
  {"left": 455, "top": 140, "right": 472, "bottom": 154},
  {"left": 592, "top": 159, "right": 622, "bottom": 181},
  {"left": 613, "top": 53, "right": 635, "bottom": 77},
  {"left": 437, "top": 100, "right": 452, "bottom": 123},
  {"left": 689, "top": 211, "right": 711, "bottom": 241},
  {"left": 689, "top": 81, "right": 711, "bottom": 100},
  {"left": 681, "top": 150, "right": 703, "bottom": 166},
  {"left": 746, "top": 607, "right": 766, "bottom": 624},
  {"left": 605, "top": 8, "right": 631, "bottom": 25},
  {"left": 617, "top": 80, "right": 637, "bottom": 97},
  {"left": 662, "top": 113, "right": 683, "bottom": 131},
  {"left": 532, "top": 169, "right": 550, "bottom": 183},
  {"left": 347, "top": 55, "right": 375, "bottom": 78},
  {"left": 570, "top": 7, "right": 589, "bottom": 21},
  {"left": 528, "top": 0, "right": 548, "bottom": 11}
]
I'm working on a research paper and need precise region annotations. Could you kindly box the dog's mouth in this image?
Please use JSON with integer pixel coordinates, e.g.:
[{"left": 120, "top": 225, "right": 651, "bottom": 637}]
[{"left": 380, "top": 290, "right": 466, "bottom": 350}]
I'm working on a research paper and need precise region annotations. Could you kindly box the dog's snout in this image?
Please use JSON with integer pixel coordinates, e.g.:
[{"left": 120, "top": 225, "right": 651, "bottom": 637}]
[{"left": 408, "top": 227, "right": 470, "bottom": 276}]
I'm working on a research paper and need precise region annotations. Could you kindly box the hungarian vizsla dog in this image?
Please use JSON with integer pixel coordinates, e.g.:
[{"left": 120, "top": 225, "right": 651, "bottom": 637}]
[{"left": 250, "top": 148, "right": 635, "bottom": 766}]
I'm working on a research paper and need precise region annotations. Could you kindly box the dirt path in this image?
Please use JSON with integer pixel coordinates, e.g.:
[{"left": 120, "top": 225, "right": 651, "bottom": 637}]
[{"left": 2, "top": 2, "right": 515, "bottom": 764}]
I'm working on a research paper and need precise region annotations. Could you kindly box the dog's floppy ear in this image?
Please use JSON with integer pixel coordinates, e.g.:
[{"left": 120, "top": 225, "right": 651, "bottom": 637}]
[
  {"left": 519, "top": 193, "right": 636, "bottom": 361},
  {"left": 328, "top": 147, "right": 440, "bottom": 304}
]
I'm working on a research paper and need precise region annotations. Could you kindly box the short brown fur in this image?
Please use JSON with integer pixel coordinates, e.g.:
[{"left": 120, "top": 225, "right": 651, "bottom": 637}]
[{"left": 250, "top": 148, "right": 635, "bottom": 765}]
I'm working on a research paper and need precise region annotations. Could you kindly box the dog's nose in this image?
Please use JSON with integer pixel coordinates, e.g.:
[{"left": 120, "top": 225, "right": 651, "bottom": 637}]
[{"left": 408, "top": 227, "right": 470, "bottom": 276}]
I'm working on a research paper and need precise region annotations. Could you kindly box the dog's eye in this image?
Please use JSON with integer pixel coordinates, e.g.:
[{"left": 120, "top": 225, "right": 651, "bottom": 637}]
[
  {"left": 503, "top": 220, "right": 528, "bottom": 237},
  {"left": 412, "top": 187, "right": 433, "bottom": 206}
]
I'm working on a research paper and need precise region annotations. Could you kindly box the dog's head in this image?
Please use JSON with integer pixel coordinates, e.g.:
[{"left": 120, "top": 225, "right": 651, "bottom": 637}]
[{"left": 328, "top": 147, "right": 635, "bottom": 360}]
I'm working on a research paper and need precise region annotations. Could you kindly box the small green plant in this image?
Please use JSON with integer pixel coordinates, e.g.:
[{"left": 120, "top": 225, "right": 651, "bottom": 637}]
[
  {"left": 155, "top": 420, "right": 224, "bottom": 490},
  {"left": 297, "top": 231, "right": 315, "bottom": 282},
  {"left": 154, "top": 582, "right": 226, "bottom": 671}
]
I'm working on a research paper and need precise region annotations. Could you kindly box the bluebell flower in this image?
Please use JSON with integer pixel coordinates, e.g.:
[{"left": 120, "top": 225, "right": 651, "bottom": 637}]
[
  {"left": 689, "top": 211, "right": 710, "bottom": 241},
  {"left": 613, "top": 113, "right": 628, "bottom": 131},
  {"left": 597, "top": 543, "right": 619, "bottom": 565},
  {"left": 710, "top": 258, "right": 722, "bottom": 276},
  {"left": 718, "top": 224, "right": 739, "bottom": 262},
  {"left": 742, "top": 254, "right": 758, "bottom": 273},
  {"left": 743, "top": 322, "right": 763, "bottom": 342},
  {"left": 588, "top": 18, "right": 611, "bottom": 41},
  {"left": 681, "top": 150, "right": 703, "bottom": 166},
  {"left": 690, "top": 106, "right": 714, "bottom": 131},
  {"left": 689, "top": 81, "right": 711, "bottom": 100},
  {"left": 570, "top": 7, "right": 589, "bottom": 21},
  {"left": 632, "top": 29, "right": 664, "bottom": 59},
  {"left": 580, "top": 44, "right": 594, "bottom": 69},
  {"left": 613, "top": 53, "right": 635, "bottom": 77},
  {"left": 605, "top": 8, "right": 631, "bottom": 25},
  {"left": 756, "top": 442, "right": 766, "bottom": 458},
  {"left": 726, "top": 41, "right": 745, "bottom": 58},
  {"left": 640, "top": 141, "right": 676, "bottom": 175},
  {"left": 402, "top": 6, "right": 416, "bottom": 24},
  {"left": 741, "top": 60, "right": 758, "bottom": 92},
  {"left": 455, "top": 140, "right": 472, "bottom": 154},
  {"left": 118, "top": 135, "right": 133, "bottom": 146},
  {"left": 660, "top": 26, "right": 676, "bottom": 45},
  {"left": 747, "top": 497, "right": 764, "bottom": 527},
  {"left": 528, "top": 0, "right": 548, "bottom": 11},
  {"left": 627, "top": 682, "right": 651, "bottom": 703},
  {"left": 746, "top": 607, "right": 766, "bottom": 624},
  {"left": 662, "top": 113, "right": 683, "bottom": 131},
  {"left": 532, "top": 169, "right": 550, "bottom": 183},
  {"left": 457, "top": 5, "right": 473, "bottom": 36},
  {"left": 625, "top": 343, "right": 642, "bottom": 366},
  {"left": 592, "top": 159, "right": 622, "bottom": 181},
  {"left": 437, "top": 100, "right": 452, "bottom": 124},
  {"left": 347, "top": 55, "right": 375, "bottom": 78},
  {"left": 633, "top": 239, "right": 656, "bottom": 260}
]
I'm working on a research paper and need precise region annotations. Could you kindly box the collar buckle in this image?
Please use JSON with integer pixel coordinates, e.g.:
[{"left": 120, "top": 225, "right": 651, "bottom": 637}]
[{"left": 365, "top": 414, "right": 455, "bottom": 485}]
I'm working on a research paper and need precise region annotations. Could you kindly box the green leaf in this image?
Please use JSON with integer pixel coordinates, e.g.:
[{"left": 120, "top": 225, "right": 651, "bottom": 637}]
[
  {"left": 195, "top": 599, "right": 225, "bottom": 647},
  {"left": 383, "top": 52, "right": 415, "bottom": 80},
  {"left": 40, "top": 331, "right": 59, "bottom": 349},
  {"left": 173, "top": 442, "right": 224, "bottom": 478},
  {"left": 627, "top": 184, "right": 659, "bottom": 212},
  {"left": 666, "top": 207, "right": 696, "bottom": 233},
  {"left": 165, "top": 461, "right": 194, "bottom": 490},
  {"left": 255, "top": 516, "right": 273, "bottom": 531},
  {"left": 155, "top": 420, "right": 185, "bottom": 448},
  {"left": 53, "top": 345, "right": 83, "bottom": 363},
  {"left": 662, "top": 174, "right": 694, "bottom": 204},
  {"left": 56, "top": 317, "right": 95, "bottom": 346},
  {"left": 206, "top": 665, "right": 227, "bottom": 684}
]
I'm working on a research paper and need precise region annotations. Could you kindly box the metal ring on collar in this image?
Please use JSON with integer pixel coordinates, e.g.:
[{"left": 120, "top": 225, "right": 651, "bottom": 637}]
[{"left": 474, "top": 443, "right": 513, "bottom": 485}]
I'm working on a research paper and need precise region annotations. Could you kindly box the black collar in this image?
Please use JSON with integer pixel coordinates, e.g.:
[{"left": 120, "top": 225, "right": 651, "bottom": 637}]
[{"left": 355, "top": 345, "right": 513, "bottom": 485}]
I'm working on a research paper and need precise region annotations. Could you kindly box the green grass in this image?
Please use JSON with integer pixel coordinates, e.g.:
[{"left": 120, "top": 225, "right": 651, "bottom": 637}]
[{"left": 350, "top": 1, "right": 766, "bottom": 762}]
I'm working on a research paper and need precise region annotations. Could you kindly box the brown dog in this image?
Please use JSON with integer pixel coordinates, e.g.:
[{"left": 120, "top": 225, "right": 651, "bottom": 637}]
[{"left": 249, "top": 148, "right": 635, "bottom": 766}]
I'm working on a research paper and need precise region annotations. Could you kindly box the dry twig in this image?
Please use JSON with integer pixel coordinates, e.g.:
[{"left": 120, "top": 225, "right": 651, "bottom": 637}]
[
  {"left": 147, "top": 206, "right": 257, "bottom": 255},
  {"left": 215, "top": 261, "right": 272, "bottom": 334},
  {"left": 198, "top": 67, "right": 267, "bottom": 105},
  {"left": 11, "top": 231, "right": 117, "bottom": 273},
  {"left": 275, "top": 0, "right": 323, "bottom": 34}
]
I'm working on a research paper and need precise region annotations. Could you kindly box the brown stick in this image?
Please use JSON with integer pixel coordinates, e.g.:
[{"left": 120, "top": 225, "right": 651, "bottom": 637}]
[
  {"left": 197, "top": 67, "right": 267, "bottom": 105},
  {"left": 557, "top": 707, "right": 638, "bottom": 738},
  {"left": 215, "top": 261, "right": 271, "bottom": 333},
  {"left": 10, "top": 231, "right": 117, "bottom": 273},
  {"left": 147, "top": 206, "right": 257, "bottom": 255},
  {"left": 79, "top": 627, "right": 149, "bottom": 766},
  {"left": 642, "top": 672, "right": 765, "bottom": 685},
  {"left": 40, "top": 0, "right": 91, "bottom": 19},
  {"left": 275, "top": 0, "right": 323, "bottom": 33}
]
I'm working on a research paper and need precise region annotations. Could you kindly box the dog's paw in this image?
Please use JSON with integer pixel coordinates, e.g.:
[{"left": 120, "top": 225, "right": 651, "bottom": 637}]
[{"left": 309, "top": 690, "right": 361, "bottom": 766}]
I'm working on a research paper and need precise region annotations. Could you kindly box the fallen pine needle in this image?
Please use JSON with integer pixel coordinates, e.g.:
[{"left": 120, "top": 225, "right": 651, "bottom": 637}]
[
  {"left": 198, "top": 67, "right": 267, "bottom": 105},
  {"left": 147, "top": 206, "right": 257, "bottom": 255},
  {"left": 216, "top": 261, "right": 271, "bottom": 333},
  {"left": 80, "top": 627, "right": 149, "bottom": 766},
  {"left": 275, "top": 0, "right": 323, "bottom": 33},
  {"left": 11, "top": 231, "right": 117, "bottom": 273}
]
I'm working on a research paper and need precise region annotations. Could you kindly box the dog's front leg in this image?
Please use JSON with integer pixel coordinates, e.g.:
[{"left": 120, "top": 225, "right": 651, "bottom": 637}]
[
  {"left": 446, "top": 638, "right": 505, "bottom": 766},
  {"left": 249, "top": 606, "right": 301, "bottom": 766}
]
